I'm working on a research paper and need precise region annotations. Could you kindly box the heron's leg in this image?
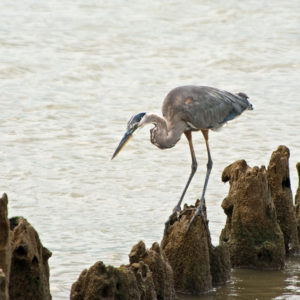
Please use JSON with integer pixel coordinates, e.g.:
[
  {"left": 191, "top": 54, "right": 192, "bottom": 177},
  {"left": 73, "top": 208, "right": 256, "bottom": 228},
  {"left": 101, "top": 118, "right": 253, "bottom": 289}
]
[
  {"left": 186, "top": 129, "right": 213, "bottom": 232},
  {"left": 172, "top": 131, "right": 197, "bottom": 216},
  {"left": 199, "top": 129, "right": 213, "bottom": 204}
]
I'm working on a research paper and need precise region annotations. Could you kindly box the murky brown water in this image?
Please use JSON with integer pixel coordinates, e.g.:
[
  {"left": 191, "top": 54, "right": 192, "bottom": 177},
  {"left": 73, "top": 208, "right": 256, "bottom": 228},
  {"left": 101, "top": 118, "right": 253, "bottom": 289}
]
[
  {"left": 179, "top": 257, "right": 300, "bottom": 300},
  {"left": 1, "top": 0, "right": 300, "bottom": 299}
]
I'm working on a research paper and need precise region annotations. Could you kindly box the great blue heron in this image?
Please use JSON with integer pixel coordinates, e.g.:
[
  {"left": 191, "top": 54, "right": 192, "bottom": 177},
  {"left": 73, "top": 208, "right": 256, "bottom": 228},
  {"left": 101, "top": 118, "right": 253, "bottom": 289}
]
[{"left": 112, "top": 85, "right": 253, "bottom": 232}]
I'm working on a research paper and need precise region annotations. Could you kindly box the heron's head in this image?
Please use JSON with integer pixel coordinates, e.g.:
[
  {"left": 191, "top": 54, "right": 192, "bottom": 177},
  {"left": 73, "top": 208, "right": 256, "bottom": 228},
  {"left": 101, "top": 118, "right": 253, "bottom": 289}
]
[{"left": 111, "top": 112, "right": 146, "bottom": 159}]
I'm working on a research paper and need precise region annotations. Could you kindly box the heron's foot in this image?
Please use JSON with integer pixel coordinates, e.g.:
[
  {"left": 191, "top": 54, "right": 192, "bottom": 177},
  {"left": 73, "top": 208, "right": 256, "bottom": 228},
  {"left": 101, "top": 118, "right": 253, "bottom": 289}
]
[
  {"left": 172, "top": 204, "right": 182, "bottom": 219},
  {"left": 186, "top": 198, "right": 207, "bottom": 233},
  {"left": 164, "top": 205, "right": 182, "bottom": 234}
]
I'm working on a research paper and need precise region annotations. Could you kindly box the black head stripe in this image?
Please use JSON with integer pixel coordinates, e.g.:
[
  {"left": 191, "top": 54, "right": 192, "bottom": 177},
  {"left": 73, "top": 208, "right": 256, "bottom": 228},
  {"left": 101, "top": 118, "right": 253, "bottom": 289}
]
[
  {"left": 132, "top": 112, "right": 146, "bottom": 123},
  {"left": 127, "top": 112, "right": 146, "bottom": 129}
]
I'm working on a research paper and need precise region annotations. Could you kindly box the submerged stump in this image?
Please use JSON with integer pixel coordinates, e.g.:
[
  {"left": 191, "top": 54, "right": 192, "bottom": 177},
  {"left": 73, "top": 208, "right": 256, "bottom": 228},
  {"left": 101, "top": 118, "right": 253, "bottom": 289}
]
[
  {"left": 220, "top": 160, "right": 285, "bottom": 270},
  {"left": 267, "top": 145, "right": 300, "bottom": 254},
  {"left": 161, "top": 201, "right": 230, "bottom": 295},
  {"left": 0, "top": 193, "right": 52, "bottom": 300},
  {"left": 129, "top": 241, "right": 177, "bottom": 300},
  {"left": 9, "top": 217, "right": 52, "bottom": 300},
  {"left": 70, "top": 261, "right": 151, "bottom": 300},
  {"left": 295, "top": 162, "right": 300, "bottom": 243},
  {"left": 0, "top": 194, "right": 10, "bottom": 300},
  {"left": 71, "top": 241, "right": 177, "bottom": 300},
  {"left": 0, "top": 268, "right": 7, "bottom": 300}
]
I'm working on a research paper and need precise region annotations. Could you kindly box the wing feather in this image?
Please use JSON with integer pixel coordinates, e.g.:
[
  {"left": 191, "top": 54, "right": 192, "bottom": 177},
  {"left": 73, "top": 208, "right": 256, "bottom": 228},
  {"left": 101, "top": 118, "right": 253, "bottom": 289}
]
[{"left": 162, "top": 85, "right": 252, "bottom": 130}]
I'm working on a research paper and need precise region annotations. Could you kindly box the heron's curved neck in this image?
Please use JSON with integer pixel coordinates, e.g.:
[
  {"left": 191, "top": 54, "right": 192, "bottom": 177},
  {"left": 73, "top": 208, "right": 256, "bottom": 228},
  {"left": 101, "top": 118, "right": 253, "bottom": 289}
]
[{"left": 144, "top": 113, "right": 185, "bottom": 149}]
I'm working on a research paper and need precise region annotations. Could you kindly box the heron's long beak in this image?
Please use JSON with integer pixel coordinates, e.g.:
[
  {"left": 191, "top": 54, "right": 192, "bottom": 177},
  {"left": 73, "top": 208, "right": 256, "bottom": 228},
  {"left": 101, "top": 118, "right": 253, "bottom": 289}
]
[{"left": 111, "top": 128, "right": 136, "bottom": 160}]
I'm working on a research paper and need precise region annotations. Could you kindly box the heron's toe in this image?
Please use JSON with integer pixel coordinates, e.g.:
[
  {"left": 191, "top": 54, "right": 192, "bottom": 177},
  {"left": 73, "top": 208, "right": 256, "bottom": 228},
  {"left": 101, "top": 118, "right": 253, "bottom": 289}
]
[
  {"left": 172, "top": 204, "right": 181, "bottom": 214},
  {"left": 185, "top": 204, "right": 207, "bottom": 234}
]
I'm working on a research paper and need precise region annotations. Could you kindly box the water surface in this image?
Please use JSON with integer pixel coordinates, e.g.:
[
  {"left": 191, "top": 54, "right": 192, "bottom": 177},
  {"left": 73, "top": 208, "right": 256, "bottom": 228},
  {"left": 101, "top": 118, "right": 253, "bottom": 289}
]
[{"left": 1, "top": 1, "right": 300, "bottom": 299}]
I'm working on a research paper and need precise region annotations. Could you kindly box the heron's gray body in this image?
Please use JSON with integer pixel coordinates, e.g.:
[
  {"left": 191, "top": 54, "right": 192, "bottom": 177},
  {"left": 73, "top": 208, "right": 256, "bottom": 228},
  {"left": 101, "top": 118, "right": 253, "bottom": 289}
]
[
  {"left": 162, "top": 85, "right": 253, "bottom": 133},
  {"left": 112, "top": 85, "right": 253, "bottom": 232}
]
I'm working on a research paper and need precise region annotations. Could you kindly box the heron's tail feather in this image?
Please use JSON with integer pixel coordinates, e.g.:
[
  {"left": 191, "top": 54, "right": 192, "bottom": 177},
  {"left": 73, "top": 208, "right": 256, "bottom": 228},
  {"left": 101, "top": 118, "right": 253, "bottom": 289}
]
[{"left": 236, "top": 92, "right": 254, "bottom": 110}]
